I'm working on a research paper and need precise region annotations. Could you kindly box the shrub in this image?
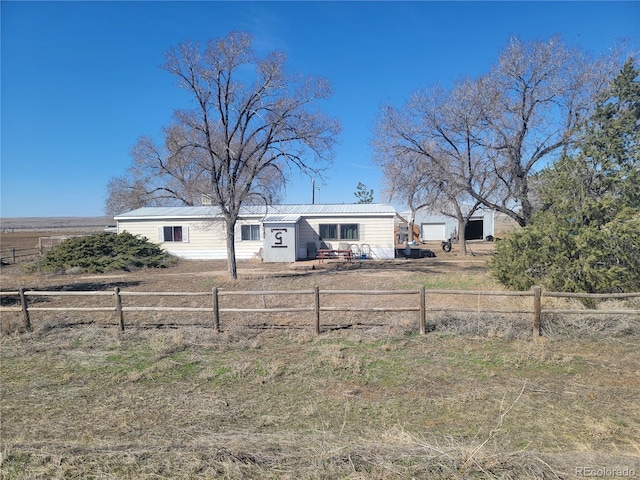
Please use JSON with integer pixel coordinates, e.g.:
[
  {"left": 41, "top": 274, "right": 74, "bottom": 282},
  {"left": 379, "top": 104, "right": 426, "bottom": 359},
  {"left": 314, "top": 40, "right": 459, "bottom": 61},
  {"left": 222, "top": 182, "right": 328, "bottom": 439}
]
[
  {"left": 31, "top": 232, "right": 178, "bottom": 273},
  {"left": 490, "top": 212, "right": 640, "bottom": 294},
  {"left": 491, "top": 59, "right": 640, "bottom": 295}
]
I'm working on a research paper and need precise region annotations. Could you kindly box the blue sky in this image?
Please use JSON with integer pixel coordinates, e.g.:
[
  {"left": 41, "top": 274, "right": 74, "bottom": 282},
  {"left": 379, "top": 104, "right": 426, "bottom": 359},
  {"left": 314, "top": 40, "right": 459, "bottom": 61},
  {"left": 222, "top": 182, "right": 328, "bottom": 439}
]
[{"left": 1, "top": 1, "right": 638, "bottom": 218}]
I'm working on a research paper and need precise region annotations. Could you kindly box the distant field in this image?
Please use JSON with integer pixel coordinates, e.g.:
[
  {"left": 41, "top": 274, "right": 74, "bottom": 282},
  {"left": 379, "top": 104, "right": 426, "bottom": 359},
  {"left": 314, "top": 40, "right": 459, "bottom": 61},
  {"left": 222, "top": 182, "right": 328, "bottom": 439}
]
[
  {"left": 0, "top": 218, "right": 115, "bottom": 263},
  {"left": 0, "top": 216, "right": 115, "bottom": 231}
]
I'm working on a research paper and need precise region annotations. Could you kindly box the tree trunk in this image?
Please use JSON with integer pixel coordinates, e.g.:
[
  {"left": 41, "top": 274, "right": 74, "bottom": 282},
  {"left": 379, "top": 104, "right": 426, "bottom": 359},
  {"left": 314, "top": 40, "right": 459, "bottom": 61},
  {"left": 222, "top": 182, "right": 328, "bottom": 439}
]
[
  {"left": 409, "top": 208, "right": 417, "bottom": 244},
  {"left": 457, "top": 218, "right": 468, "bottom": 256},
  {"left": 225, "top": 219, "right": 238, "bottom": 280}
]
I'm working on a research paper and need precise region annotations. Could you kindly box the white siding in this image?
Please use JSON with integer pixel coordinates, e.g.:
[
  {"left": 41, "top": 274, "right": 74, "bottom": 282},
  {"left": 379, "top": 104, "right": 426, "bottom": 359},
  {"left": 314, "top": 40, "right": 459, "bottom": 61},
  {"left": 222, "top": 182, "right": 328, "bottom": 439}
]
[
  {"left": 234, "top": 218, "right": 265, "bottom": 260},
  {"left": 119, "top": 218, "right": 261, "bottom": 260},
  {"left": 297, "top": 215, "right": 395, "bottom": 260},
  {"left": 116, "top": 206, "right": 397, "bottom": 261}
]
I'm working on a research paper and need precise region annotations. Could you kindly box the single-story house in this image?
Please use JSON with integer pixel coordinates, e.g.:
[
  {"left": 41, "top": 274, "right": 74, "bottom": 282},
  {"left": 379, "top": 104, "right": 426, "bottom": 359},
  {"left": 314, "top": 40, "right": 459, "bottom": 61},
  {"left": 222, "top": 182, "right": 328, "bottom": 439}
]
[
  {"left": 402, "top": 206, "right": 496, "bottom": 242},
  {"left": 114, "top": 204, "right": 399, "bottom": 262}
]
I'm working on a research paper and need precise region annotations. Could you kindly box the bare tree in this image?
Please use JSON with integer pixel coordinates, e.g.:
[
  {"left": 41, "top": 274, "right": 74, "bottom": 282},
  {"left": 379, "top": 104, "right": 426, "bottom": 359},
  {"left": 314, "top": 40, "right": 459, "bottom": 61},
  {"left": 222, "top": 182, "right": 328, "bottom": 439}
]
[
  {"left": 106, "top": 129, "right": 215, "bottom": 214},
  {"left": 373, "top": 98, "right": 437, "bottom": 243},
  {"left": 373, "top": 142, "right": 437, "bottom": 244},
  {"left": 373, "top": 36, "right": 622, "bottom": 234},
  {"left": 107, "top": 32, "right": 340, "bottom": 279},
  {"left": 374, "top": 79, "right": 496, "bottom": 254},
  {"left": 472, "top": 36, "right": 620, "bottom": 226},
  {"left": 423, "top": 78, "right": 499, "bottom": 253}
]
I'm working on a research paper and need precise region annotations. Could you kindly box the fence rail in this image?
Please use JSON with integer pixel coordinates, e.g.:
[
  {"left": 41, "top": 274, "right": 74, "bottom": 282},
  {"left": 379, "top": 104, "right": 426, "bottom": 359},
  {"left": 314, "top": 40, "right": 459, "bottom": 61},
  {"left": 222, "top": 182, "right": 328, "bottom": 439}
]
[
  {"left": 0, "top": 247, "right": 40, "bottom": 264},
  {"left": 0, "top": 235, "right": 87, "bottom": 265},
  {"left": 1, "top": 286, "right": 638, "bottom": 336}
]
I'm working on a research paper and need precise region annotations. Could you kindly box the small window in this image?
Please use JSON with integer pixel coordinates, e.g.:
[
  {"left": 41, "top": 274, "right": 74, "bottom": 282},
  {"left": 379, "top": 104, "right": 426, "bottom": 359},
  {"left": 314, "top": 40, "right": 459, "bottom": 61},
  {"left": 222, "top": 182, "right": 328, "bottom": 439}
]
[
  {"left": 163, "top": 226, "right": 183, "bottom": 242},
  {"left": 340, "top": 224, "right": 359, "bottom": 240},
  {"left": 319, "top": 224, "right": 338, "bottom": 240},
  {"left": 241, "top": 224, "right": 261, "bottom": 241}
]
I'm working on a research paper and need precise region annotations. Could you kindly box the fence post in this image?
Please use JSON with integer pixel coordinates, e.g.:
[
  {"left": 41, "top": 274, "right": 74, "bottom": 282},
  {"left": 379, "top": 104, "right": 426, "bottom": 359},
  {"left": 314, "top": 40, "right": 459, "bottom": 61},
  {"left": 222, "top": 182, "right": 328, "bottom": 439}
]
[
  {"left": 212, "top": 287, "right": 220, "bottom": 333},
  {"left": 532, "top": 286, "right": 542, "bottom": 337},
  {"left": 314, "top": 286, "right": 320, "bottom": 335},
  {"left": 114, "top": 287, "right": 125, "bottom": 332},
  {"left": 19, "top": 288, "right": 31, "bottom": 332},
  {"left": 419, "top": 285, "right": 426, "bottom": 335}
]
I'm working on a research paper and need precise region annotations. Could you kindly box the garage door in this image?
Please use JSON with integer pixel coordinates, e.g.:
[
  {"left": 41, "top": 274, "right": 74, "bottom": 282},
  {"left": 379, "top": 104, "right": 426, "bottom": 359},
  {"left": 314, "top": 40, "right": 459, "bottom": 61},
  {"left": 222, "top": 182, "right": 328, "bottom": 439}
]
[
  {"left": 421, "top": 223, "right": 446, "bottom": 241},
  {"left": 465, "top": 219, "right": 484, "bottom": 240}
]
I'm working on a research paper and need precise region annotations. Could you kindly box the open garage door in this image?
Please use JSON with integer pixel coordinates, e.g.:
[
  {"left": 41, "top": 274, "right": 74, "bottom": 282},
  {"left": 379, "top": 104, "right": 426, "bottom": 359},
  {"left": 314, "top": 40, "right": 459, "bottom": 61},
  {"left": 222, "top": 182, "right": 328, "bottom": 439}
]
[
  {"left": 465, "top": 219, "right": 484, "bottom": 240},
  {"left": 421, "top": 223, "right": 446, "bottom": 241}
]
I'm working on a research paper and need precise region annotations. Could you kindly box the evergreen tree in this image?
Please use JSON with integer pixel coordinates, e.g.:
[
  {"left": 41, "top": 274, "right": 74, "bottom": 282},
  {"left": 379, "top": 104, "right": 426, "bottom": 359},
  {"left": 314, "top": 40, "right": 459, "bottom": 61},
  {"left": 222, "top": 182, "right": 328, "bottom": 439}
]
[
  {"left": 491, "top": 59, "right": 640, "bottom": 294},
  {"left": 355, "top": 182, "right": 374, "bottom": 203}
]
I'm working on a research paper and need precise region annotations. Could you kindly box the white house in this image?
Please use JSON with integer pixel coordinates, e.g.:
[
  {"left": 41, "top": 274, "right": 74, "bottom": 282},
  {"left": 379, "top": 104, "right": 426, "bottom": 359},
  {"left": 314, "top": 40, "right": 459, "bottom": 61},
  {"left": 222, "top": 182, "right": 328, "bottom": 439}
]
[{"left": 115, "top": 204, "right": 399, "bottom": 262}]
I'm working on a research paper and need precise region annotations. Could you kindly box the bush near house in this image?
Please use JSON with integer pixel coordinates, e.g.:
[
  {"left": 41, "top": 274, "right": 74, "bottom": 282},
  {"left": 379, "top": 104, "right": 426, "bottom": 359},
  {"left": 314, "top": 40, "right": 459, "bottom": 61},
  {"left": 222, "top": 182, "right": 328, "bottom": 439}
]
[{"left": 31, "top": 232, "right": 177, "bottom": 274}]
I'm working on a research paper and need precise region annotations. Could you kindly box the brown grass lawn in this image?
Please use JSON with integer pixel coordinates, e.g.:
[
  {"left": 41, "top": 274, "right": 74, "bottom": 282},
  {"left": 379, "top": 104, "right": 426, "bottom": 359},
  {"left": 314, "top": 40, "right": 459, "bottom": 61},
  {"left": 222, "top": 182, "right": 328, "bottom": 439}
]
[{"left": 1, "top": 230, "right": 639, "bottom": 479}]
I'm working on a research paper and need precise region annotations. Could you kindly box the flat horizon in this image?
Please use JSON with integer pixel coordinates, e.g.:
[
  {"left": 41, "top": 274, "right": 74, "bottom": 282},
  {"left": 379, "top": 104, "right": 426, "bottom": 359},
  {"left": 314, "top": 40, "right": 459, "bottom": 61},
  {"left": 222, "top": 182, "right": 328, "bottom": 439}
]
[{"left": 0, "top": 216, "right": 115, "bottom": 230}]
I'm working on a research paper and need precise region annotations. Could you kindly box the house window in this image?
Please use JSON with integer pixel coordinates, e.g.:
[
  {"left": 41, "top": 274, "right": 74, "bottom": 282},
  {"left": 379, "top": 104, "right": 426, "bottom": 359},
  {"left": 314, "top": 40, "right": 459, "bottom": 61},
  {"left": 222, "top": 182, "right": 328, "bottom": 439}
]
[
  {"left": 319, "top": 224, "right": 338, "bottom": 240},
  {"left": 241, "top": 224, "right": 261, "bottom": 241},
  {"left": 162, "top": 226, "right": 184, "bottom": 242},
  {"left": 319, "top": 223, "right": 359, "bottom": 241},
  {"left": 340, "top": 224, "right": 359, "bottom": 240}
]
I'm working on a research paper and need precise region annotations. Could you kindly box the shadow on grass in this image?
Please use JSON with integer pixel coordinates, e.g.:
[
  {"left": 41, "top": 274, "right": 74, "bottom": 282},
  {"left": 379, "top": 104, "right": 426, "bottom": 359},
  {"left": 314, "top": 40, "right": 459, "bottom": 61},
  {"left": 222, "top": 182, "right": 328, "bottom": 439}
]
[{"left": 307, "top": 259, "right": 489, "bottom": 276}]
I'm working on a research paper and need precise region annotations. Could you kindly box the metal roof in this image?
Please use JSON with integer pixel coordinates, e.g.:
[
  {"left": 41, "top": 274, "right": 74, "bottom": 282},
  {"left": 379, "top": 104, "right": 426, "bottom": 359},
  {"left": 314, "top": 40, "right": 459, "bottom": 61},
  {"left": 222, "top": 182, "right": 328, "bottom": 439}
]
[
  {"left": 262, "top": 214, "right": 302, "bottom": 223},
  {"left": 115, "top": 203, "right": 398, "bottom": 220}
]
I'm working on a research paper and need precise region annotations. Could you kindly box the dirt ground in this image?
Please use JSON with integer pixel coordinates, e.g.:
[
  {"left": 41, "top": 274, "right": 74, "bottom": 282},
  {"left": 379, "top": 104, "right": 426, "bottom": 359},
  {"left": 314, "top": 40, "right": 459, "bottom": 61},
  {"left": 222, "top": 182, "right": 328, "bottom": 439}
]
[
  {"left": 0, "top": 229, "right": 509, "bottom": 336},
  {"left": 0, "top": 229, "right": 499, "bottom": 294}
]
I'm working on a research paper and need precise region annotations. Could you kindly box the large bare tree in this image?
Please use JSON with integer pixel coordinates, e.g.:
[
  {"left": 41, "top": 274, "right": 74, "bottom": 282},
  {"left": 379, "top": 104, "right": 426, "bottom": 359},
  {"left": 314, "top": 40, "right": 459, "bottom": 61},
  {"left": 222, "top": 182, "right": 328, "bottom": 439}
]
[
  {"left": 475, "top": 36, "right": 619, "bottom": 225},
  {"left": 374, "top": 80, "right": 497, "bottom": 254},
  {"left": 107, "top": 32, "right": 340, "bottom": 279},
  {"left": 374, "top": 36, "right": 621, "bottom": 232}
]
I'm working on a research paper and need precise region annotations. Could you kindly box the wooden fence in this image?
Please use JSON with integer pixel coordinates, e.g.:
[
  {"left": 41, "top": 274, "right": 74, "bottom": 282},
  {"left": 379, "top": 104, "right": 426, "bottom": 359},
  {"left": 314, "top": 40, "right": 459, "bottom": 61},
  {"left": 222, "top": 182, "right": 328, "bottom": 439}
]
[
  {"left": 1, "top": 286, "right": 638, "bottom": 336},
  {"left": 0, "top": 247, "right": 40, "bottom": 265},
  {"left": 0, "top": 236, "right": 82, "bottom": 265}
]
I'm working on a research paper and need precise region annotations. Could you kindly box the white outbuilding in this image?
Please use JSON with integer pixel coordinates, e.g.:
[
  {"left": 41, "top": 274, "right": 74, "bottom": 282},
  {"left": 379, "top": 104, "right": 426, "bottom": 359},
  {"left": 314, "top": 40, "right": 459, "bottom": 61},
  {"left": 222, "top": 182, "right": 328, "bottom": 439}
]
[{"left": 403, "top": 206, "right": 497, "bottom": 242}]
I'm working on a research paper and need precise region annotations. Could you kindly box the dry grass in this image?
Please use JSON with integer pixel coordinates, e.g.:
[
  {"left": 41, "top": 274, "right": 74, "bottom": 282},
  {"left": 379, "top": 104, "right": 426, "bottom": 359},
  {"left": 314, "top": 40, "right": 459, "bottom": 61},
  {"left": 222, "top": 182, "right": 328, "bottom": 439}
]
[
  {"left": 2, "top": 326, "right": 639, "bottom": 479},
  {"left": 1, "top": 230, "right": 639, "bottom": 478}
]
